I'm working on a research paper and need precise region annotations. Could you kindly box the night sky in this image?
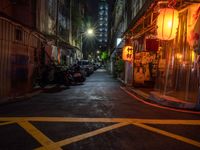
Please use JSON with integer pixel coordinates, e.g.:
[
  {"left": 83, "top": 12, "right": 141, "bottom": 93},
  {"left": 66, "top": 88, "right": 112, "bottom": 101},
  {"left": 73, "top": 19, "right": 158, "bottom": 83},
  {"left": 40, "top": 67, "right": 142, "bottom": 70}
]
[{"left": 86, "top": 0, "right": 99, "bottom": 22}]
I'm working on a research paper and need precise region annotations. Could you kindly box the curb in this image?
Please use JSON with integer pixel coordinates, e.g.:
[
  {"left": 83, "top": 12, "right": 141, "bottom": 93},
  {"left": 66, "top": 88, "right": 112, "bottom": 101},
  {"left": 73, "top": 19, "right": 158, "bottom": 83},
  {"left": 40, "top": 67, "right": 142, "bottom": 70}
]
[
  {"left": 15, "top": 89, "right": 42, "bottom": 100},
  {"left": 0, "top": 89, "right": 42, "bottom": 105},
  {"left": 149, "top": 91, "right": 200, "bottom": 110},
  {"left": 121, "top": 86, "right": 200, "bottom": 114},
  {"left": 117, "top": 78, "right": 125, "bottom": 84},
  {"left": 0, "top": 84, "right": 64, "bottom": 105}
]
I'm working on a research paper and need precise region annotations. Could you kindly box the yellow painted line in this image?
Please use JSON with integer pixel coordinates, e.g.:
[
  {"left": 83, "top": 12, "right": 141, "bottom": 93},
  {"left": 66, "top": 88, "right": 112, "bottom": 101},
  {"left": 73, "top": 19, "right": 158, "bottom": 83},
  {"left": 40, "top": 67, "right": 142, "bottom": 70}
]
[
  {"left": 0, "top": 117, "right": 200, "bottom": 125},
  {"left": 133, "top": 123, "right": 200, "bottom": 148},
  {"left": 0, "top": 117, "right": 118, "bottom": 123},
  {"left": 139, "top": 119, "right": 200, "bottom": 125},
  {"left": 0, "top": 121, "right": 14, "bottom": 126},
  {"left": 36, "top": 122, "right": 130, "bottom": 150},
  {"left": 17, "top": 121, "right": 62, "bottom": 150}
]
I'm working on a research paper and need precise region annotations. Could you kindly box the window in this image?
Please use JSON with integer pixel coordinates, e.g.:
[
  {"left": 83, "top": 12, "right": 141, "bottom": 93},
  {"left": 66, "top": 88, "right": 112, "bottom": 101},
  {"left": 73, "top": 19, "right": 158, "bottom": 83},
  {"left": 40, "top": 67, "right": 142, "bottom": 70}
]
[{"left": 15, "top": 28, "right": 23, "bottom": 41}]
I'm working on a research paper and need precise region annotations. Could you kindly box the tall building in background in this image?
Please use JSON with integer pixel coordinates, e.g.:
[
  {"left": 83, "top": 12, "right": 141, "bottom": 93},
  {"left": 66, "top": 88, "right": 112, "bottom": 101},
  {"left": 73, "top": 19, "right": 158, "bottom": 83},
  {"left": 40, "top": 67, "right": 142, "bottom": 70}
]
[{"left": 97, "top": 0, "right": 108, "bottom": 52}]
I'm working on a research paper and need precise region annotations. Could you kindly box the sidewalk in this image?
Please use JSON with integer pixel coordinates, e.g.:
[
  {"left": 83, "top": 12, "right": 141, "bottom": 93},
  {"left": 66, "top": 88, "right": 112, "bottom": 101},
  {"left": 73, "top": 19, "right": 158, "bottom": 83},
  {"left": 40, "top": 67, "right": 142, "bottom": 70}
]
[
  {"left": 122, "top": 85, "right": 200, "bottom": 111},
  {"left": 0, "top": 85, "right": 59, "bottom": 105}
]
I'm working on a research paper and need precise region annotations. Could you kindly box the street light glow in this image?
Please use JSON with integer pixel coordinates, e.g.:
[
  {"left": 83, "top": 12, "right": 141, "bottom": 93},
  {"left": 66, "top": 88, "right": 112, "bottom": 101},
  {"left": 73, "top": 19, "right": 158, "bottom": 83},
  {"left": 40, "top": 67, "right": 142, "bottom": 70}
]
[{"left": 87, "top": 28, "right": 94, "bottom": 36}]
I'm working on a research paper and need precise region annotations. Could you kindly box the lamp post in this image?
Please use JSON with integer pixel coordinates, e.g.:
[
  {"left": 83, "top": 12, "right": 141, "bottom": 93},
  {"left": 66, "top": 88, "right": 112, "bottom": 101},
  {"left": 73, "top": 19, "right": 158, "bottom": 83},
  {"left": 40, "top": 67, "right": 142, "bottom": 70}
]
[{"left": 80, "top": 28, "right": 95, "bottom": 59}]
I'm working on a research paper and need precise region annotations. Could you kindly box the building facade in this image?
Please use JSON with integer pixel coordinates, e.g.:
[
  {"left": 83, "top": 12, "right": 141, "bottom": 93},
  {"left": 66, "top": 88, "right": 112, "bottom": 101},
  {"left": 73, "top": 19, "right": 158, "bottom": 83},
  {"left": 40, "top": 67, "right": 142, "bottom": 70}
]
[
  {"left": 108, "top": 0, "right": 126, "bottom": 76},
  {"left": 0, "top": 0, "right": 43, "bottom": 102},
  {"left": 0, "top": 0, "right": 85, "bottom": 103},
  {"left": 97, "top": 0, "right": 109, "bottom": 52},
  {"left": 109, "top": 0, "right": 200, "bottom": 108},
  {"left": 71, "top": 0, "right": 85, "bottom": 61}
]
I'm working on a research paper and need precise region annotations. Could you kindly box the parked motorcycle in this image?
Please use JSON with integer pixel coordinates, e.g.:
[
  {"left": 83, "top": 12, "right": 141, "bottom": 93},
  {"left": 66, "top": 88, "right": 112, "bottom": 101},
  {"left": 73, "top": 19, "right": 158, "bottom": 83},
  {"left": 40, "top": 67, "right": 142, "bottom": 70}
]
[
  {"left": 69, "top": 64, "right": 86, "bottom": 84},
  {"left": 36, "top": 65, "right": 70, "bottom": 88}
]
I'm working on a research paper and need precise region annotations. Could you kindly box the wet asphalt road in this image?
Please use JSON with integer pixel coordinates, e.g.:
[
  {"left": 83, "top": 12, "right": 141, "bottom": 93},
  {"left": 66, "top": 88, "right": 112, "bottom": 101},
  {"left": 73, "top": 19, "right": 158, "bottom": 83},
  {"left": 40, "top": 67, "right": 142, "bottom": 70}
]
[{"left": 0, "top": 69, "right": 200, "bottom": 150}]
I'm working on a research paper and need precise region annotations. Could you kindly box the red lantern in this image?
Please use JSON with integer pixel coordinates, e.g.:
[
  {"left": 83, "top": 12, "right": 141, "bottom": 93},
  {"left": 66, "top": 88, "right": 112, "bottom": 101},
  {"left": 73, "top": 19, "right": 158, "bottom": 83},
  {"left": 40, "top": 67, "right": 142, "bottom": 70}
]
[
  {"left": 122, "top": 46, "right": 133, "bottom": 62},
  {"left": 157, "top": 8, "right": 179, "bottom": 40}
]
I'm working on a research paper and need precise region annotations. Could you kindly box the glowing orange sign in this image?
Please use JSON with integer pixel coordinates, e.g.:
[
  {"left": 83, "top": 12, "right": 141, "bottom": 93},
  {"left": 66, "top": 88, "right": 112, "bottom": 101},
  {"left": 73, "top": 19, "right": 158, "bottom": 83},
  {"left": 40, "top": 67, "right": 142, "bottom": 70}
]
[
  {"left": 157, "top": 8, "right": 179, "bottom": 40},
  {"left": 122, "top": 46, "right": 133, "bottom": 61}
]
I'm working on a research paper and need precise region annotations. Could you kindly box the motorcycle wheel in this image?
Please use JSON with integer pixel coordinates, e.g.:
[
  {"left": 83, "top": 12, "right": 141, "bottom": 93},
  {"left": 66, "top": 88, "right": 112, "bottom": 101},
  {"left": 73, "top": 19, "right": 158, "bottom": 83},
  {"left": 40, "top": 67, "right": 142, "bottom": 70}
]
[
  {"left": 64, "top": 76, "right": 71, "bottom": 86},
  {"left": 39, "top": 81, "right": 46, "bottom": 88},
  {"left": 80, "top": 77, "right": 86, "bottom": 82}
]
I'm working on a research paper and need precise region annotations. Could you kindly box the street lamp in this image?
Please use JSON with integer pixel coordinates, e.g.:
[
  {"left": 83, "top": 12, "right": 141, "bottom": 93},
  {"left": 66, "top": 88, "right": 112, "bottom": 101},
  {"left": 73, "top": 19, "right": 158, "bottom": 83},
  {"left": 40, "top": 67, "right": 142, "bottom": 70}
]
[
  {"left": 86, "top": 28, "right": 94, "bottom": 36},
  {"left": 80, "top": 28, "right": 95, "bottom": 59}
]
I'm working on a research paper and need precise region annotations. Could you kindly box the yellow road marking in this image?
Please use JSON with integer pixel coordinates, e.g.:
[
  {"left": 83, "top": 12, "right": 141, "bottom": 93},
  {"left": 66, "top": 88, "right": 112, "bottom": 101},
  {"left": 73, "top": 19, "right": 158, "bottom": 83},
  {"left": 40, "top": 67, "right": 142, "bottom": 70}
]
[
  {"left": 0, "top": 117, "right": 199, "bottom": 149},
  {"left": 139, "top": 119, "right": 200, "bottom": 125},
  {"left": 36, "top": 122, "right": 130, "bottom": 150},
  {"left": 18, "top": 121, "right": 62, "bottom": 150},
  {"left": 0, "top": 121, "right": 14, "bottom": 126},
  {"left": 0, "top": 117, "right": 199, "bottom": 125},
  {"left": 133, "top": 123, "right": 200, "bottom": 148}
]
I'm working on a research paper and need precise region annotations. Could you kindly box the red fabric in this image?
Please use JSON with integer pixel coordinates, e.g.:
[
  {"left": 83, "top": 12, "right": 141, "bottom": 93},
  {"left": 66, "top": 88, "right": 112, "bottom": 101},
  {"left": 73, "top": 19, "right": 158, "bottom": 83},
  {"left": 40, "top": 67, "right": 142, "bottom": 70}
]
[{"left": 146, "top": 39, "right": 159, "bottom": 51}]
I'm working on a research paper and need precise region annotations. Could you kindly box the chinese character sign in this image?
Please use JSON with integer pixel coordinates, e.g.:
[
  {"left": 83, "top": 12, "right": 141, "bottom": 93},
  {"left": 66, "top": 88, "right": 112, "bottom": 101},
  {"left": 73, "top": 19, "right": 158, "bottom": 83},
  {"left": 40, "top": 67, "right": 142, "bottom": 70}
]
[{"left": 122, "top": 46, "right": 133, "bottom": 62}]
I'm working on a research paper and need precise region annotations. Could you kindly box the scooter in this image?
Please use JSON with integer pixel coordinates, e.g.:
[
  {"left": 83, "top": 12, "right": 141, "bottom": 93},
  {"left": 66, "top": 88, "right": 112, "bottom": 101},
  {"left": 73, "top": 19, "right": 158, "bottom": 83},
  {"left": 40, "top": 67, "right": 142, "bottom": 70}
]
[
  {"left": 69, "top": 64, "right": 86, "bottom": 84},
  {"left": 37, "top": 65, "right": 70, "bottom": 88}
]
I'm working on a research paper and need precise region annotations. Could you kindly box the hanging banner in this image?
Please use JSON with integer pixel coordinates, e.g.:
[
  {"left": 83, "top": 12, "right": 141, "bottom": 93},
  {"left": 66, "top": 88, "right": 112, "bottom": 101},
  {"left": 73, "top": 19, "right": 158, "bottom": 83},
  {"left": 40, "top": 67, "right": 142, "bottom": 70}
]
[
  {"left": 146, "top": 39, "right": 159, "bottom": 51},
  {"left": 51, "top": 45, "right": 58, "bottom": 61}
]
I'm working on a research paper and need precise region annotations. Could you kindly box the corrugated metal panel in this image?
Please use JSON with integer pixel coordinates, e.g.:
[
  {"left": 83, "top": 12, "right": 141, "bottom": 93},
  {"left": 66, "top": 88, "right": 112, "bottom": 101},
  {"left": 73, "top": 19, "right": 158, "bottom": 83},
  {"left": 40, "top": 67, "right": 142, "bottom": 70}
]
[
  {"left": 0, "top": 18, "right": 11, "bottom": 99},
  {"left": 0, "top": 17, "right": 44, "bottom": 100},
  {"left": 0, "top": 38, "right": 2, "bottom": 97},
  {"left": 0, "top": 19, "right": 2, "bottom": 40}
]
